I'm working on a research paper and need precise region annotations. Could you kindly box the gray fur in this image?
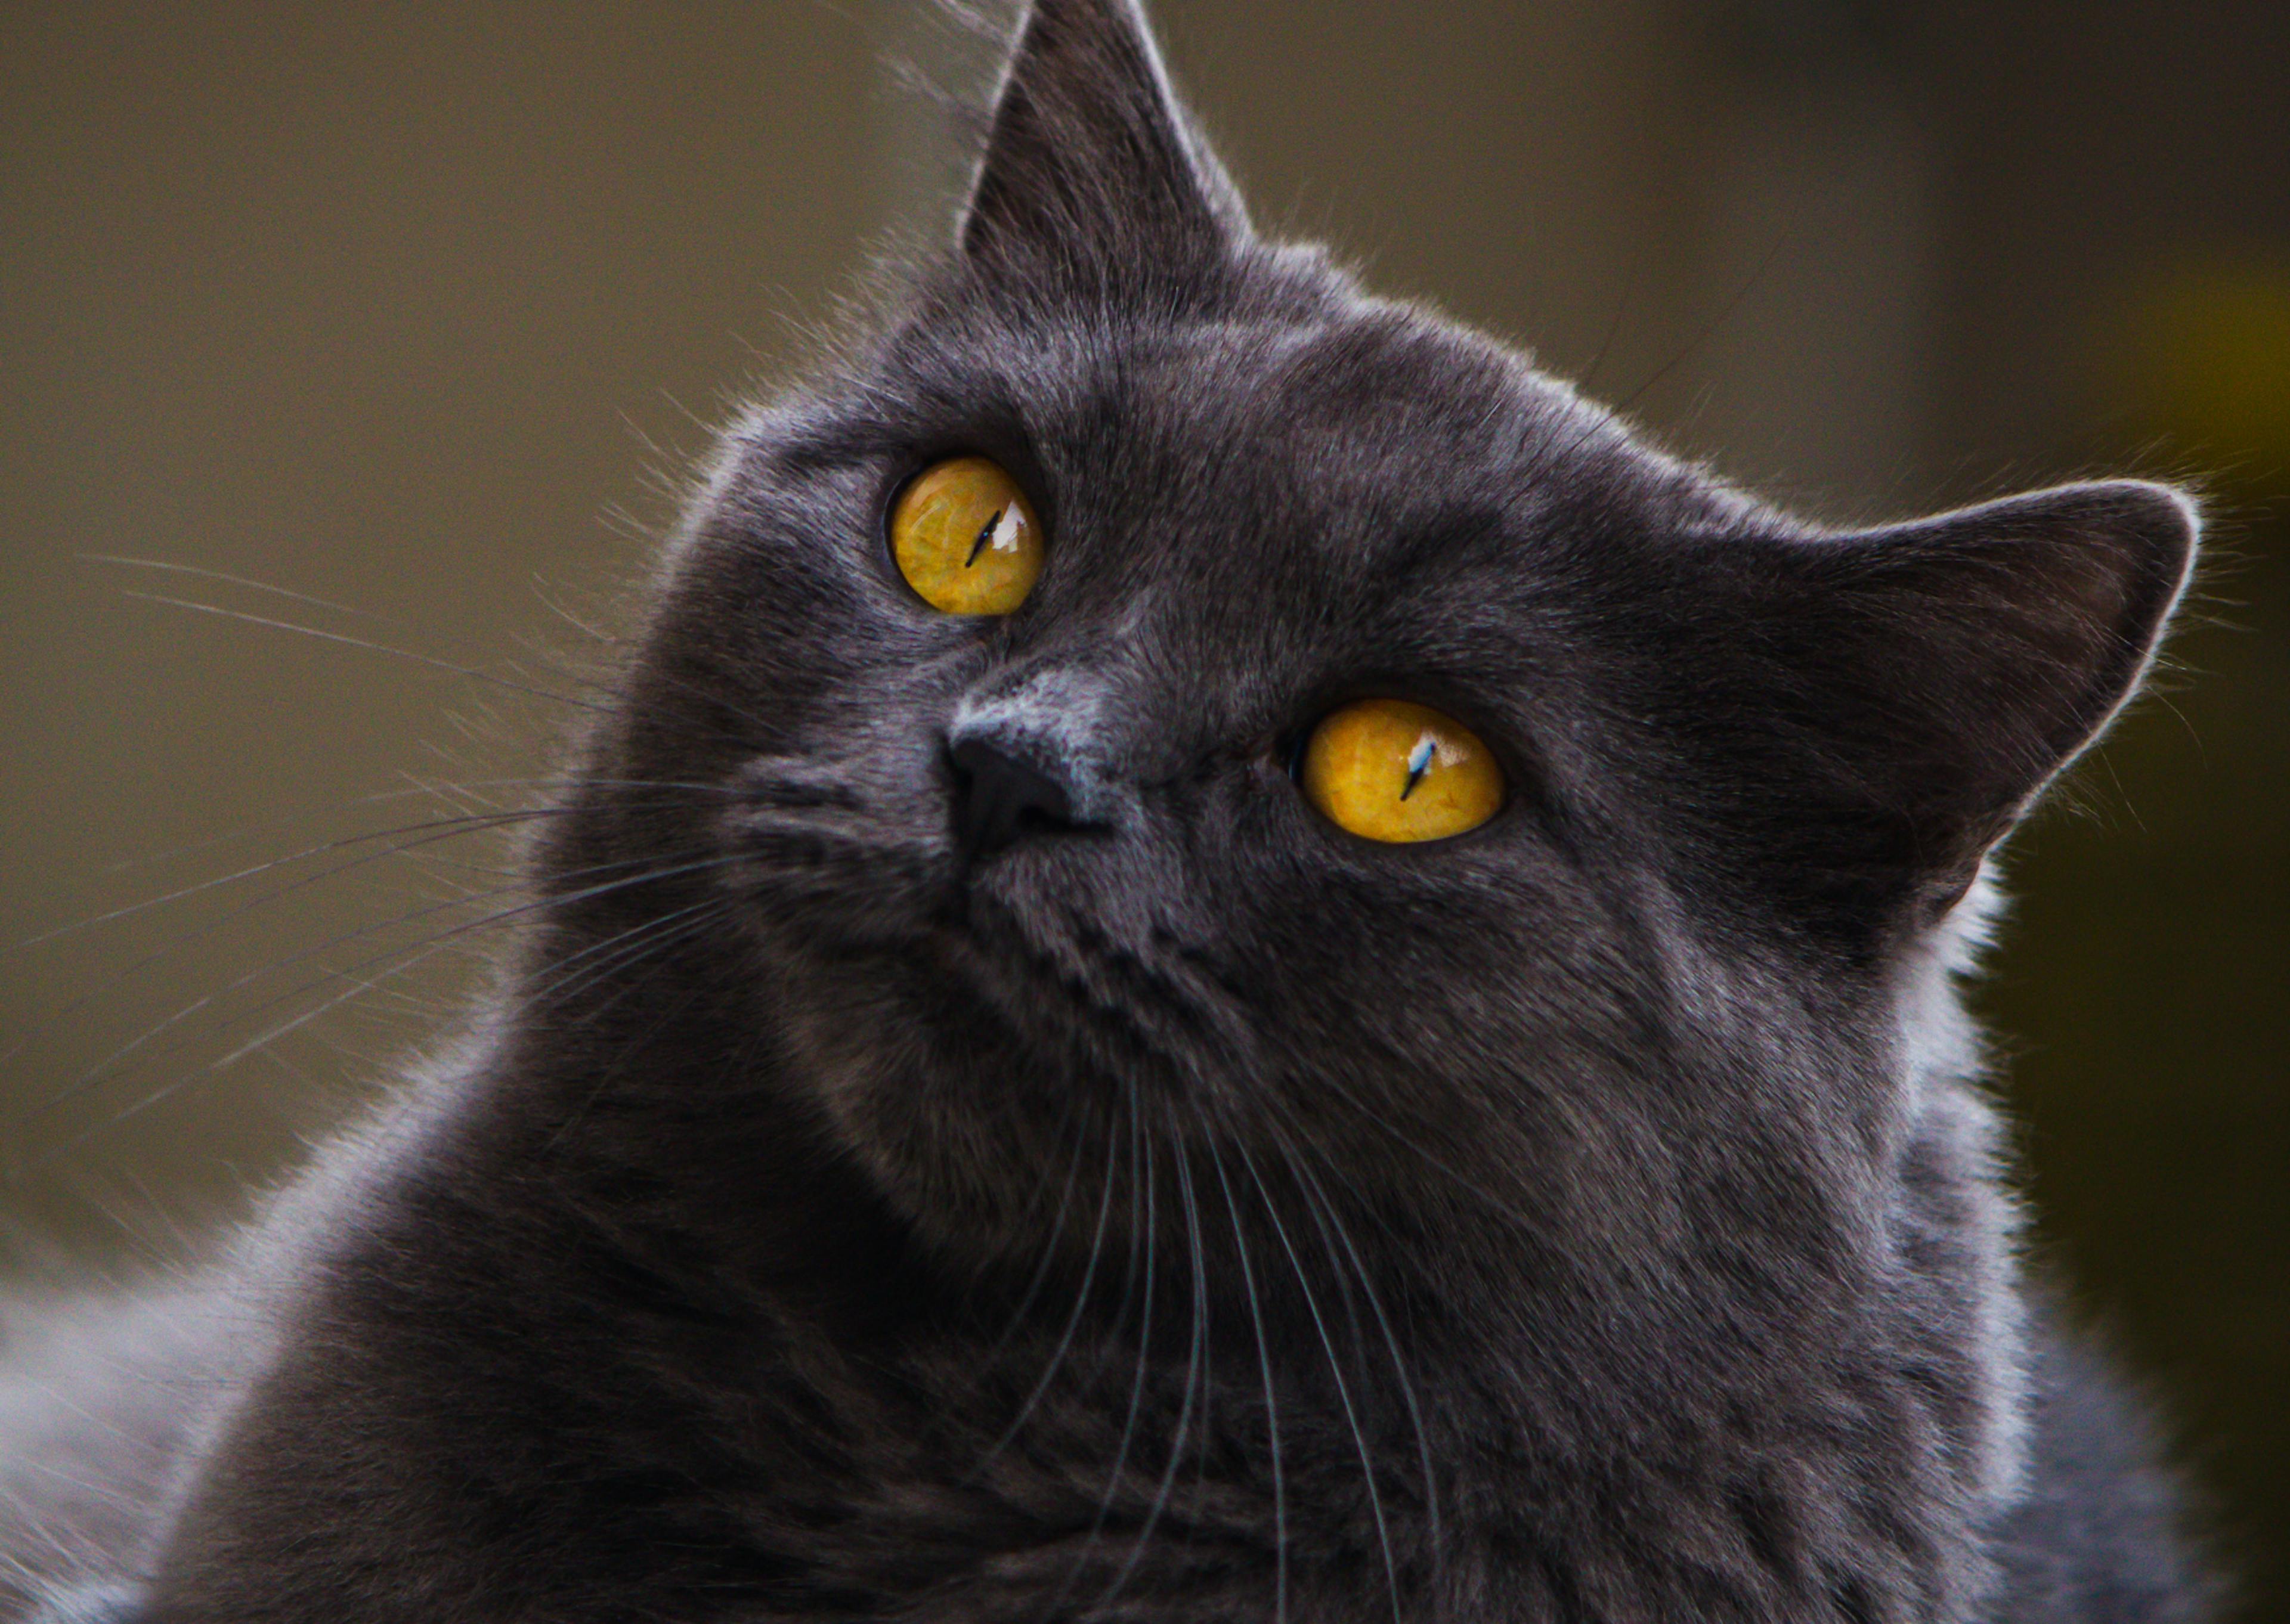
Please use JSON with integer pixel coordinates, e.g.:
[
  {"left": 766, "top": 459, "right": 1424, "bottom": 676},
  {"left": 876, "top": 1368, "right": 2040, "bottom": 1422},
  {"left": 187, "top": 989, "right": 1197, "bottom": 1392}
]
[{"left": 0, "top": 2, "right": 2211, "bottom": 1620}]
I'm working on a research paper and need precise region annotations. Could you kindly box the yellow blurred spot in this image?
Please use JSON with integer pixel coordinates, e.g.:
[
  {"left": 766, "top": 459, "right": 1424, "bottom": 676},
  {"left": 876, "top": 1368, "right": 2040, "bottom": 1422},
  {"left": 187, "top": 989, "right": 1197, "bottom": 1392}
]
[{"left": 2118, "top": 261, "right": 2290, "bottom": 469}]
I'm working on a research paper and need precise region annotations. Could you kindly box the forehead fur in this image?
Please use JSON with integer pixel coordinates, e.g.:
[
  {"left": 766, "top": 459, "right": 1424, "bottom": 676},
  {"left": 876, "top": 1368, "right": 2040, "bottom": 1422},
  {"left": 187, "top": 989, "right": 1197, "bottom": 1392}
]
[{"left": 757, "top": 240, "right": 1747, "bottom": 624}]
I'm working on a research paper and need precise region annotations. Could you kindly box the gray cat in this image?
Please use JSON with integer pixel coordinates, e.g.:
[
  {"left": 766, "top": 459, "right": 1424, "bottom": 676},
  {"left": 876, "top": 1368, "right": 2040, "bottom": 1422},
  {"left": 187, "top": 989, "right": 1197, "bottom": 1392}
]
[{"left": 0, "top": 2, "right": 2215, "bottom": 1620}]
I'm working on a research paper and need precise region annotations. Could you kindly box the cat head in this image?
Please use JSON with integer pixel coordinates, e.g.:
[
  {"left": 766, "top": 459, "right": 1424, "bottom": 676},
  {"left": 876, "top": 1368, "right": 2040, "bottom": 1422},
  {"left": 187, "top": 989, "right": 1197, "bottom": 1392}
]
[{"left": 569, "top": 0, "right": 2193, "bottom": 1304}]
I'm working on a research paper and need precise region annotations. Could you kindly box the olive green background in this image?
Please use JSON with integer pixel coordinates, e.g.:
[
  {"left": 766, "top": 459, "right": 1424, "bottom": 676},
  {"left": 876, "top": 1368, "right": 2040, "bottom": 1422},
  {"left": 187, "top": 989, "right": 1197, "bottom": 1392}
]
[{"left": 4, "top": 1, "right": 2284, "bottom": 1611}]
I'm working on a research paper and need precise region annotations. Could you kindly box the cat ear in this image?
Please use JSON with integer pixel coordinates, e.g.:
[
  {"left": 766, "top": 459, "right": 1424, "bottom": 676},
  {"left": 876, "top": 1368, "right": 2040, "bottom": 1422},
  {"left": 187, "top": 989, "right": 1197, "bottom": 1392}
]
[
  {"left": 958, "top": 0, "right": 1251, "bottom": 286},
  {"left": 1738, "top": 480, "right": 2196, "bottom": 927}
]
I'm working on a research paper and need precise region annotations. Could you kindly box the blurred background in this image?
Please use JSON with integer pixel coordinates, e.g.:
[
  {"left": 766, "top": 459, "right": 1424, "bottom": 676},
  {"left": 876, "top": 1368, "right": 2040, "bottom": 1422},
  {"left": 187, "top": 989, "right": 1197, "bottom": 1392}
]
[{"left": 3, "top": 0, "right": 2283, "bottom": 1609}]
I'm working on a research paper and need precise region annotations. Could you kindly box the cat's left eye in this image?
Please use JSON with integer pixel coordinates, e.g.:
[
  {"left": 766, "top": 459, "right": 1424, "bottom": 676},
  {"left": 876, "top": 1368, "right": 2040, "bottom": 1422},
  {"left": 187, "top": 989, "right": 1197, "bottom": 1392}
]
[
  {"left": 889, "top": 455, "right": 1044, "bottom": 616},
  {"left": 1299, "top": 698, "right": 1504, "bottom": 844}
]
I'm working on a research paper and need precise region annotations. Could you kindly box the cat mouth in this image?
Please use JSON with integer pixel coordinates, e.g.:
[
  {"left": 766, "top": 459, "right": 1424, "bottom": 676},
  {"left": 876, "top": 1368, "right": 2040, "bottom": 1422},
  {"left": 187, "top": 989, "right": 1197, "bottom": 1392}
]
[
  {"left": 937, "top": 851, "right": 1269, "bottom": 1102},
  {"left": 722, "top": 754, "right": 1243, "bottom": 1084}
]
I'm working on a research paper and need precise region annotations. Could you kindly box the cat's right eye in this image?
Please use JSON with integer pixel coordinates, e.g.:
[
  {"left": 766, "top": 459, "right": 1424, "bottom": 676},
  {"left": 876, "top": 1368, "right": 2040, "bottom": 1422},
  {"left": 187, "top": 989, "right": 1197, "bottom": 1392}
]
[
  {"left": 1300, "top": 698, "right": 1504, "bottom": 843},
  {"left": 888, "top": 455, "right": 1044, "bottom": 616}
]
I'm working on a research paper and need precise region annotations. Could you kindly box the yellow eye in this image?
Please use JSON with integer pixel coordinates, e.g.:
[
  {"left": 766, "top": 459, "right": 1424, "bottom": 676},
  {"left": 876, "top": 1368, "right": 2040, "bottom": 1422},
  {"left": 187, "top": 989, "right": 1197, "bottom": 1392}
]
[
  {"left": 889, "top": 455, "right": 1044, "bottom": 615},
  {"left": 1300, "top": 698, "right": 1504, "bottom": 844}
]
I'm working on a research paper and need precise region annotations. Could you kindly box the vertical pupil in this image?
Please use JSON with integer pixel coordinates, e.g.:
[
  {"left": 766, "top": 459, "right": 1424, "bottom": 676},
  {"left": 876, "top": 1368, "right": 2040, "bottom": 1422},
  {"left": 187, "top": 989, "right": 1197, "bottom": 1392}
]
[
  {"left": 1401, "top": 734, "right": 1436, "bottom": 799},
  {"left": 965, "top": 507, "right": 1005, "bottom": 568}
]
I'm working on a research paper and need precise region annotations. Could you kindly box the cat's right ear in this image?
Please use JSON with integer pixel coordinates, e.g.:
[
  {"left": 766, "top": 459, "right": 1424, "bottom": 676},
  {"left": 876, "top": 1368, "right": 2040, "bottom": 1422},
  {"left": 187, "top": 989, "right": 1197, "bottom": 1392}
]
[
  {"left": 1718, "top": 480, "right": 2198, "bottom": 935},
  {"left": 957, "top": 0, "right": 1251, "bottom": 290}
]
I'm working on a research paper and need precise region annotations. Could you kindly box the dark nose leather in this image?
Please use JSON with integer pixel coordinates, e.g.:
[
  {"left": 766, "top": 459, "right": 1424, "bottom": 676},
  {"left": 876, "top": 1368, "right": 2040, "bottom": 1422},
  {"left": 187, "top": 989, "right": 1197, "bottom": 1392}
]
[{"left": 949, "top": 735, "right": 1083, "bottom": 860}]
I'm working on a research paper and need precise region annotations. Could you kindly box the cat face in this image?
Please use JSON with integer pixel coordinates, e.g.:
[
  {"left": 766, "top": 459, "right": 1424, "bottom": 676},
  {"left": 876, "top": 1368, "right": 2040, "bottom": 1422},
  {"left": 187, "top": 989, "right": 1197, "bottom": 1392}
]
[{"left": 581, "top": 0, "right": 2192, "bottom": 1293}]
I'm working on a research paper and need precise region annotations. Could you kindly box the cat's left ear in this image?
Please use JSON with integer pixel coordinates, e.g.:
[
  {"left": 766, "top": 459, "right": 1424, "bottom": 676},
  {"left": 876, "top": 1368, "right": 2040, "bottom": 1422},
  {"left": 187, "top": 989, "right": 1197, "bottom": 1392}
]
[
  {"left": 958, "top": 0, "right": 1252, "bottom": 287},
  {"left": 1732, "top": 479, "right": 2197, "bottom": 928}
]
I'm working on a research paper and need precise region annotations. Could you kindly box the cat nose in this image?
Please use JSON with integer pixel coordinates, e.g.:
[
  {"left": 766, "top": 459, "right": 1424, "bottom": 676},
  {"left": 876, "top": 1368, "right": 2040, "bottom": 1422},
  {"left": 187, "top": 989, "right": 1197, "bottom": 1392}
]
[
  {"left": 948, "top": 734, "right": 1086, "bottom": 860},
  {"left": 945, "top": 667, "right": 1121, "bottom": 863}
]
